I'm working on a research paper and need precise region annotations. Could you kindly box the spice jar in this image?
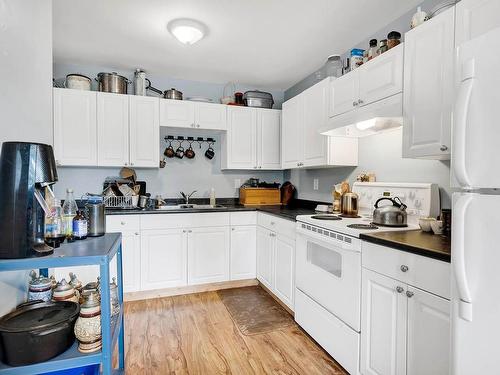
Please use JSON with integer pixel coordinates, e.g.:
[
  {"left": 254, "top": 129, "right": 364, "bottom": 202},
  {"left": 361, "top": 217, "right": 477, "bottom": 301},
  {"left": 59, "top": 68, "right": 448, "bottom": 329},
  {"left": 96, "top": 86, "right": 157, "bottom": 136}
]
[
  {"left": 387, "top": 31, "right": 401, "bottom": 49},
  {"left": 368, "top": 39, "right": 378, "bottom": 60},
  {"left": 378, "top": 39, "right": 388, "bottom": 55}
]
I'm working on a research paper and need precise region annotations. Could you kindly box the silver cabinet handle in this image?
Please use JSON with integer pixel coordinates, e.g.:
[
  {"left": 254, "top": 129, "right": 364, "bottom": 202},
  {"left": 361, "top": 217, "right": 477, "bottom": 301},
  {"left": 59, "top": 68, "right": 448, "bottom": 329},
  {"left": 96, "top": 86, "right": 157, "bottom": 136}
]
[
  {"left": 135, "top": 232, "right": 139, "bottom": 236},
  {"left": 258, "top": 166, "right": 262, "bottom": 169},
  {"left": 188, "top": 229, "right": 192, "bottom": 233},
  {"left": 124, "top": 162, "right": 128, "bottom": 166},
  {"left": 196, "top": 124, "right": 200, "bottom": 128},
  {"left": 406, "top": 291, "right": 414, "bottom": 298},
  {"left": 130, "top": 162, "right": 134, "bottom": 166},
  {"left": 400, "top": 265, "right": 409, "bottom": 272},
  {"left": 231, "top": 227, "right": 235, "bottom": 231},
  {"left": 183, "top": 229, "right": 187, "bottom": 233},
  {"left": 396, "top": 286, "right": 404, "bottom": 293},
  {"left": 190, "top": 123, "right": 195, "bottom": 127},
  {"left": 358, "top": 99, "right": 364, "bottom": 105},
  {"left": 440, "top": 145, "right": 448, "bottom": 152},
  {"left": 353, "top": 101, "right": 358, "bottom": 106},
  {"left": 120, "top": 221, "right": 126, "bottom": 225}
]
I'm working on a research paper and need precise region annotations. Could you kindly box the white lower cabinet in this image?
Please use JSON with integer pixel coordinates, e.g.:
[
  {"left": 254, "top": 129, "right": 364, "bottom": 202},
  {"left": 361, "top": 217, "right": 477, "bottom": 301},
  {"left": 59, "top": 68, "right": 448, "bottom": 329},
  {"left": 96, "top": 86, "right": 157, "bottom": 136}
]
[
  {"left": 256, "top": 226, "right": 275, "bottom": 290},
  {"left": 230, "top": 226, "right": 257, "bottom": 280},
  {"left": 119, "top": 231, "right": 141, "bottom": 293},
  {"left": 187, "top": 226, "right": 230, "bottom": 285},
  {"left": 140, "top": 229, "right": 187, "bottom": 290},
  {"left": 273, "top": 234, "right": 295, "bottom": 308}
]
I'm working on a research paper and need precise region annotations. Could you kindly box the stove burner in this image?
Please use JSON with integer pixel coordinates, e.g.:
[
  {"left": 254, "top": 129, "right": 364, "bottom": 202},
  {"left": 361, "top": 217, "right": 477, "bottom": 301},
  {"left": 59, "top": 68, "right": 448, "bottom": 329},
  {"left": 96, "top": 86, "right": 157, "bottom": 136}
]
[
  {"left": 340, "top": 214, "right": 361, "bottom": 218},
  {"left": 347, "top": 224, "right": 379, "bottom": 230},
  {"left": 311, "top": 215, "right": 342, "bottom": 220}
]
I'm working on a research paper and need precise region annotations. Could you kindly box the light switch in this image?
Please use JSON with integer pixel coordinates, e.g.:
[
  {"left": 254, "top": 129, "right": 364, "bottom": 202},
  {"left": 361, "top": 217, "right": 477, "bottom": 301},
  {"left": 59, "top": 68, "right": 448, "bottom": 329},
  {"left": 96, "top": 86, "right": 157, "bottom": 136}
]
[
  {"left": 313, "top": 179, "right": 319, "bottom": 190},
  {"left": 234, "top": 179, "right": 241, "bottom": 188}
]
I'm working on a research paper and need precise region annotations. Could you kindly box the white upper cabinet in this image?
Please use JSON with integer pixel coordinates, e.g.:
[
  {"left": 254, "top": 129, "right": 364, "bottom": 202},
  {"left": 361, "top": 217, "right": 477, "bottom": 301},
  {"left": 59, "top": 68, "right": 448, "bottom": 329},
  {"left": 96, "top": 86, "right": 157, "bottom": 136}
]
[
  {"left": 358, "top": 44, "right": 404, "bottom": 107},
  {"left": 159, "top": 99, "right": 195, "bottom": 128},
  {"left": 129, "top": 95, "right": 160, "bottom": 168},
  {"left": 403, "top": 8, "right": 454, "bottom": 159},
  {"left": 222, "top": 106, "right": 281, "bottom": 170},
  {"left": 281, "top": 95, "right": 303, "bottom": 169},
  {"left": 53, "top": 88, "right": 97, "bottom": 166},
  {"left": 329, "top": 71, "right": 360, "bottom": 117},
  {"left": 195, "top": 102, "right": 227, "bottom": 130},
  {"left": 257, "top": 109, "right": 281, "bottom": 169},
  {"left": 160, "top": 99, "right": 227, "bottom": 130},
  {"left": 281, "top": 78, "right": 358, "bottom": 169},
  {"left": 97, "top": 92, "right": 129, "bottom": 167},
  {"left": 455, "top": 0, "right": 500, "bottom": 46}
]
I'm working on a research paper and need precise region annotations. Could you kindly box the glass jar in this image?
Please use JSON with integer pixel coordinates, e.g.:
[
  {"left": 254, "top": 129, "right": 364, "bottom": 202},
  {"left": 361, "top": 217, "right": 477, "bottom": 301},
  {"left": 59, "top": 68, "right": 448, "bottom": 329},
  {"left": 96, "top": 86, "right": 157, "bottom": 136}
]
[
  {"left": 387, "top": 31, "right": 401, "bottom": 49},
  {"left": 378, "top": 39, "right": 388, "bottom": 55},
  {"left": 368, "top": 39, "right": 378, "bottom": 60},
  {"left": 350, "top": 49, "right": 365, "bottom": 71},
  {"left": 325, "top": 54, "right": 343, "bottom": 77}
]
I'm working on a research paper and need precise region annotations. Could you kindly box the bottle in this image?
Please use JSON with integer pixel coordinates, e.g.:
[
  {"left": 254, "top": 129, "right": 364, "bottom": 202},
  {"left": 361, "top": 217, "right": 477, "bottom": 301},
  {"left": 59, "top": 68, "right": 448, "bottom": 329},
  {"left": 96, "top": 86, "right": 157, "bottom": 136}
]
[
  {"left": 377, "top": 39, "right": 388, "bottom": 55},
  {"left": 210, "top": 187, "right": 216, "bottom": 206},
  {"left": 387, "top": 31, "right": 401, "bottom": 49},
  {"left": 62, "top": 188, "right": 78, "bottom": 242},
  {"left": 45, "top": 199, "right": 65, "bottom": 247},
  {"left": 73, "top": 210, "right": 88, "bottom": 240},
  {"left": 368, "top": 39, "right": 378, "bottom": 60}
]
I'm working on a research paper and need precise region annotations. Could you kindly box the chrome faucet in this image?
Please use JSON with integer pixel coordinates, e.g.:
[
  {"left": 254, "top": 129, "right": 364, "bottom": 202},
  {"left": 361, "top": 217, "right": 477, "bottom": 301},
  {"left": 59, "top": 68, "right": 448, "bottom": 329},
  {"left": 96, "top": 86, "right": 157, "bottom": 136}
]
[{"left": 180, "top": 190, "right": 197, "bottom": 205}]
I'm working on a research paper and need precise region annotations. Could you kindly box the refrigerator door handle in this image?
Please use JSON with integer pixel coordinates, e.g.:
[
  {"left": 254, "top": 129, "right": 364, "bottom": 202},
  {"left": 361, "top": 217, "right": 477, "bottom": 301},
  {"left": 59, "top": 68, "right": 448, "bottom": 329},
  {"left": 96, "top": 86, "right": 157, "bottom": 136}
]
[
  {"left": 453, "top": 194, "right": 473, "bottom": 321},
  {"left": 453, "top": 58, "right": 475, "bottom": 189}
]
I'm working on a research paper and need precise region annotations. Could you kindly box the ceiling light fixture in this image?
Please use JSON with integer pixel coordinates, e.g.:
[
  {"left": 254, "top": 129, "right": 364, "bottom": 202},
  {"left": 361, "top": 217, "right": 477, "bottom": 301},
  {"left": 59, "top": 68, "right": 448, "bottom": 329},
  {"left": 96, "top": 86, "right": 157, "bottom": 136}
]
[{"left": 167, "top": 18, "right": 207, "bottom": 45}]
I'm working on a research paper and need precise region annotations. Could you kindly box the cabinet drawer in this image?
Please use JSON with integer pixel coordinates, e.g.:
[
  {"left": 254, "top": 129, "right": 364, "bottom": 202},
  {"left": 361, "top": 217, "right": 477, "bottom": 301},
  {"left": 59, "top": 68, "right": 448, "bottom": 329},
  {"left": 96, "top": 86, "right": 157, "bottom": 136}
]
[
  {"left": 106, "top": 215, "right": 140, "bottom": 232},
  {"left": 257, "top": 213, "right": 295, "bottom": 239},
  {"left": 141, "top": 212, "right": 230, "bottom": 230},
  {"left": 230, "top": 211, "right": 257, "bottom": 226},
  {"left": 362, "top": 241, "right": 450, "bottom": 299}
]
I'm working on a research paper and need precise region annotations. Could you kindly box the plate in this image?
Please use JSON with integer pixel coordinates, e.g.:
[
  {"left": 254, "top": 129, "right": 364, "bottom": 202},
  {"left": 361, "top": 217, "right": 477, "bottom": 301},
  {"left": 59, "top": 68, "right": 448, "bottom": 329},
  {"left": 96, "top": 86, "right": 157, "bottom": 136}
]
[{"left": 186, "top": 97, "right": 213, "bottom": 103}]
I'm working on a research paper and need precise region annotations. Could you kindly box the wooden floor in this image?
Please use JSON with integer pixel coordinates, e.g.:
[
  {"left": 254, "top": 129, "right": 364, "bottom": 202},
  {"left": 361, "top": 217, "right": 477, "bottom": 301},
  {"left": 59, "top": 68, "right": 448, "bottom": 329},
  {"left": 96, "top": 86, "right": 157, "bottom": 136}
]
[{"left": 122, "top": 287, "right": 348, "bottom": 374}]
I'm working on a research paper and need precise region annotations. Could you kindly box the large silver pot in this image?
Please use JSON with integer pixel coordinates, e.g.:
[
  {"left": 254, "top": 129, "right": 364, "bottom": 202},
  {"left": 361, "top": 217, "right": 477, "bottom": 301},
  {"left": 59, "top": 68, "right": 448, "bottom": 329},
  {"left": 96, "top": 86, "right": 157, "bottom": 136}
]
[
  {"left": 372, "top": 197, "right": 408, "bottom": 227},
  {"left": 96, "top": 72, "right": 129, "bottom": 94}
]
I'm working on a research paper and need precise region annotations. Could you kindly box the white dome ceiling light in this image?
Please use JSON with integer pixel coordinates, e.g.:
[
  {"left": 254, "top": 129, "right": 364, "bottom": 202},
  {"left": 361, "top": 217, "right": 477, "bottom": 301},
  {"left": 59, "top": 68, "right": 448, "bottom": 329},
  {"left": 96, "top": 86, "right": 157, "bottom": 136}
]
[{"left": 167, "top": 18, "right": 207, "bottom": 45}]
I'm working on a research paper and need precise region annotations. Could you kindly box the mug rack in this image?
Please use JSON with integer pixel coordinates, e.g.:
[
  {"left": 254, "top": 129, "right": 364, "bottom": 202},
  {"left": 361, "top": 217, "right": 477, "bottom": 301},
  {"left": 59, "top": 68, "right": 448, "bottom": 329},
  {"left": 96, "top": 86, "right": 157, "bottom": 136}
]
[{"left": 164, "top": 135, "right": 216, "bottom": 144}]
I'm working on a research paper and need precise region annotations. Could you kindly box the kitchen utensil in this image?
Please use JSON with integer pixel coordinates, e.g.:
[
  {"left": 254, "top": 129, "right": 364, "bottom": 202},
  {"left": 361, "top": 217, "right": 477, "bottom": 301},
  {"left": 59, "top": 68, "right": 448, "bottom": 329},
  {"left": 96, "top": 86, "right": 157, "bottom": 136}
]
[
  {"left": 120, "top": 166, "right": 137, "bottom": 183},
  {"left": 205, "top": 144, "right": 215, "bottom": 160},
  {"left": 85, "top": 201, "right": 106, "bottom": 237},
  {"left": 96, "top": 72, "right": 129, "bottom": 94},
  {"left": 243, "top": 90, "right": 274, "bottom": 108},
  {"left": 185, "top": 142, "right": 196, "bottom": 159},
  {"left": 138, "top": 195, "right": 149, "bottom": 208},
  {"left": 430, "top": 220, "right": 444, "bottom": 235},
  {"left": 65, "top": 74, "right": 91, "bottom": 90},
  {"left": 0, "top": 300, "right": 79, "bottom": 366},
  {"left": 372, "top": 197, "right": 408, "bottom": 227},
  {"left": 280, "top": 181, "right": 296, "bottom": 206},
  {"left": 175, "top": 145, "right": 185, "bottom": 159},
  {"left": 133, "top": 69, "right": 147, "bottom": 96},
  {"left": 419, "top": 217, "right": 436, "bottom": 232},
  {"left": 28, "top": 270, "right": 53, "bottom": 302},
  {"left": 165, "top": 88, "right": 183, "bottom": 100},
  {"left": 341, "top": 191, "right": 359, "bottom": 217}
]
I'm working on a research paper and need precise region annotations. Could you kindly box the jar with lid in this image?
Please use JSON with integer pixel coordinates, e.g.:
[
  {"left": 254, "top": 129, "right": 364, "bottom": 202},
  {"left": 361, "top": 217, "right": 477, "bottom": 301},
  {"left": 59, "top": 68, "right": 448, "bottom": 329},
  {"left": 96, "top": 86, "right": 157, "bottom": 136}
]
[
  {"left": 350, "top": 49, "right": 365, "bottom": 71},
  {"left": 377, "top": 39, "right": 388, "bottom": 55},
  {"left": 387, "top": 31, "right": 401, "bottom": 49},
  {"left": 325, "top": 54, "right": 343, "bottom": 77},
  {"left": 368, "top": 39, "right": 378, "bottom": 60},
  {"left": 28, "top": 270, "right": 53, "bottom": 302}
]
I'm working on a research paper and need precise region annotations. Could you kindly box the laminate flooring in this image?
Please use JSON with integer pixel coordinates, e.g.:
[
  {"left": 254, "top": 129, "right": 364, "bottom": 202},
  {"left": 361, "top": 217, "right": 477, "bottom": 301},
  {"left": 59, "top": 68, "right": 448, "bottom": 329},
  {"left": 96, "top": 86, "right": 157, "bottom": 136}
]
[{"left": 123, "top": 286, "right": 348, "bottom": 374}]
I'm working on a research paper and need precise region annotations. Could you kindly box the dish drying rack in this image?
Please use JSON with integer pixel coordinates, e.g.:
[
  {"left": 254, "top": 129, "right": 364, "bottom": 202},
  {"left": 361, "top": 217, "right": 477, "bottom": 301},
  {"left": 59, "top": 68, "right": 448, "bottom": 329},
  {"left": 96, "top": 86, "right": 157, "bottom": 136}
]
[{"left": 103, "top": 196, "right": 136, "bottom": 209}]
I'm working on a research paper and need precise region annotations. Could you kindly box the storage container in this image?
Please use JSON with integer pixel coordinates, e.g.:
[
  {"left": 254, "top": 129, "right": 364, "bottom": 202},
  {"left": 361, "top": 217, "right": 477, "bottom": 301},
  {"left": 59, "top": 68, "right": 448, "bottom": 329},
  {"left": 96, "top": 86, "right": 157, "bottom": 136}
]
[{"left": 243, "top": 90, "right": 274, "bottom": 109}]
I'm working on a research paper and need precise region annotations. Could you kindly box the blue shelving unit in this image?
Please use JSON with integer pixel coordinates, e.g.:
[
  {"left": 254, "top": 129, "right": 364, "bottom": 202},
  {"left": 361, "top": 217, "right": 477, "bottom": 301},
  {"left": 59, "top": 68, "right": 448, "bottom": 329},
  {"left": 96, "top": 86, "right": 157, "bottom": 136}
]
[{"left": 0, "top": 233, "right": 125, "bottom": 375}]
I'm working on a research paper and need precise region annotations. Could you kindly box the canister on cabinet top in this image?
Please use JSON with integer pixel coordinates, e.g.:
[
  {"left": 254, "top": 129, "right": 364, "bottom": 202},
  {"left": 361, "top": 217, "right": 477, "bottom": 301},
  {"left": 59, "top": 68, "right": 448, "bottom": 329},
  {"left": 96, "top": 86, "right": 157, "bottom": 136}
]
[
  {"left": 85, "top": 202, "right": 106, "bottom": 237},
  {"left": 134, "top": 69, "right": 147, "bottom": 96}
]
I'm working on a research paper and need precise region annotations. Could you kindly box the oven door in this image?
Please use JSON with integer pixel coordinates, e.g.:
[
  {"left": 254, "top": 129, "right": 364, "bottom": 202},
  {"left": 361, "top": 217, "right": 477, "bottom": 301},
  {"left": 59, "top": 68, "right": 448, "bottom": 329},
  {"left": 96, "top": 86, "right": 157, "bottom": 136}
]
[{"left": 296, "top": 228, "right": 361, "bottom": 332}]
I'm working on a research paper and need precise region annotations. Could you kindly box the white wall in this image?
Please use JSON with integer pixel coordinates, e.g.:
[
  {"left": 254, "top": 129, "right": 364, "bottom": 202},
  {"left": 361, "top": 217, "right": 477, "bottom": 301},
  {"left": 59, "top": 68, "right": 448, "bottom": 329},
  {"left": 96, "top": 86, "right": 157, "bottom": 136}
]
[
  {"left": 287, "top": 128, "right": 452, "bottom": 209},
  {"left": 0, "top": 0, "right": 53, "bottom": 315}
]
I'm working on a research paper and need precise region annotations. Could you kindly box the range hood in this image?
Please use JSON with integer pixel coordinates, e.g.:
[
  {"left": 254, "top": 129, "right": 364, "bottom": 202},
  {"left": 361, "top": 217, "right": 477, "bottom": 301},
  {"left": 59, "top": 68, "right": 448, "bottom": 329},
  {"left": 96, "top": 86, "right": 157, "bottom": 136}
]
[{"left": 319, "top": 93, "right": 403, "bottom": 137}]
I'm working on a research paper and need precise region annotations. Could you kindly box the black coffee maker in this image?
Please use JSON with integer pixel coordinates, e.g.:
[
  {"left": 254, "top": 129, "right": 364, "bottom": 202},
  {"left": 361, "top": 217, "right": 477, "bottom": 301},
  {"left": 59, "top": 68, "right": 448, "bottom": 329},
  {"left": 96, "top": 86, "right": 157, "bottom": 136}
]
[{"left": 0, "top": 142, "right": 58, "bottom": 258}]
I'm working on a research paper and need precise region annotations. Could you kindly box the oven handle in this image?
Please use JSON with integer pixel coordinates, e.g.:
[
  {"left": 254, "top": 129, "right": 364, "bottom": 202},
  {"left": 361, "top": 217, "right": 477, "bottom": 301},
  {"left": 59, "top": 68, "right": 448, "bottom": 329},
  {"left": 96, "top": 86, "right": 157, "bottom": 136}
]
[{"left": 296, "top": 227, "right": 360, "bottom": 253}]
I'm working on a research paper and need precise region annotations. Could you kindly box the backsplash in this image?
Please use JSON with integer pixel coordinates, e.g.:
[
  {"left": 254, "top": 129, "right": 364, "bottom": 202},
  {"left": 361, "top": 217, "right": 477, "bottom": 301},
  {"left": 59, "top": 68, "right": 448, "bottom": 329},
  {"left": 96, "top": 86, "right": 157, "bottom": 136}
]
[{"left": 54, "top": 127, "right": 284, "bottom": 199}]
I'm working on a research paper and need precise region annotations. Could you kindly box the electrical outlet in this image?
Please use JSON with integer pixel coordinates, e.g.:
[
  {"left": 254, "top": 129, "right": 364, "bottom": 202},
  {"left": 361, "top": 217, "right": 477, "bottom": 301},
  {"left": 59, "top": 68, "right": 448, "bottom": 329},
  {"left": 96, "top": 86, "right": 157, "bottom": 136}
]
[
  {"left": 234, "top": 179, "right": 241, "bottom": 188},
  {"left": 313, "top": 178, "right": 319, "bottom": 190}
]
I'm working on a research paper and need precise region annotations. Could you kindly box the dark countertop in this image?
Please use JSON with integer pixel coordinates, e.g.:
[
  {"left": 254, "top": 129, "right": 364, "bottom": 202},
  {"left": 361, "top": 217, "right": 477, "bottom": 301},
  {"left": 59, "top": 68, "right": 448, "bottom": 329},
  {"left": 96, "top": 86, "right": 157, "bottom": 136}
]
[
  {"left": 105, "top": 199, "right": 320, "bottom": 222},
  {"left": 360, "top": 230, "right": 451, "bottom": 262}
]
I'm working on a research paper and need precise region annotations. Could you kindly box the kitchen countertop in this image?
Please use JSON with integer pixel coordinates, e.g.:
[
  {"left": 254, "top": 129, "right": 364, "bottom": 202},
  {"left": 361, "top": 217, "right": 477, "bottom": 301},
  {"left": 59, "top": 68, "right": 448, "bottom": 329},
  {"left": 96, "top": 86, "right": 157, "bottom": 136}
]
[{"left": 360, "top": 230, "right": 451, "bottom": 262}]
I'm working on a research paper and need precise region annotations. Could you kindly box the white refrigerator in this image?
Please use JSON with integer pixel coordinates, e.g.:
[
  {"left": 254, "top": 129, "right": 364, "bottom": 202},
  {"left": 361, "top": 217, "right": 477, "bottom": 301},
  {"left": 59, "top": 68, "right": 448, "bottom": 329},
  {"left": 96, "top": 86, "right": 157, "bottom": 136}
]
[{"left": 451, "top": 26, "right": 500, "bottom": 375}]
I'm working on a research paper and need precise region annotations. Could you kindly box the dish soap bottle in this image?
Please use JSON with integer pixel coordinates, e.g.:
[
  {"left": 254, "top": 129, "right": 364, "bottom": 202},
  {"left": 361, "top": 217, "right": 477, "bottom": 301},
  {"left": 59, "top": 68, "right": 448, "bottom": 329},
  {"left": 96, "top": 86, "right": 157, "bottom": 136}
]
[{"left": 210, "top": 187, "right": 216, "bottom": 206}]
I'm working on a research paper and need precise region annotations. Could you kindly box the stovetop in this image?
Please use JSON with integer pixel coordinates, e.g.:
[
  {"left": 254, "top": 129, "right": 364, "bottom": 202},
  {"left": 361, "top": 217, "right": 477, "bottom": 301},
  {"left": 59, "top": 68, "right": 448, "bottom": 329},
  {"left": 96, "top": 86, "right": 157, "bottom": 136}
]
[{"left": 296, "top": 213, "right": 418, "bottom": 238}]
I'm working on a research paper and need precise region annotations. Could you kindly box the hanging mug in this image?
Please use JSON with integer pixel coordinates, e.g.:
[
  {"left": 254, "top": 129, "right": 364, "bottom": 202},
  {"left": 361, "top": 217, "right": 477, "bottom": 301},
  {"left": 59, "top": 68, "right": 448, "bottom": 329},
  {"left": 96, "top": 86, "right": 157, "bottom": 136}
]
[
  {"left": 164, "top": 141, "right": 175, "bottom": 158},
  {"left": 175, "top": 145, "right": 185, "bottom": 159},
  {"left": 205, "top": 143, "right": 215, "bottom": 160},
  {"left": 185, "top": 142, "right": 196, "bottom": 159}
]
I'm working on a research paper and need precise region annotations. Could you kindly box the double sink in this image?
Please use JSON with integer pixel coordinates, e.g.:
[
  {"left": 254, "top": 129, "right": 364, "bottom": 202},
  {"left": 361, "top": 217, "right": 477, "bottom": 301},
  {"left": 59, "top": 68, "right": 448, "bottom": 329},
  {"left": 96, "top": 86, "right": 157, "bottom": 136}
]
[{"left": 155, "top": 204, "right": 227, "bottom": 211}]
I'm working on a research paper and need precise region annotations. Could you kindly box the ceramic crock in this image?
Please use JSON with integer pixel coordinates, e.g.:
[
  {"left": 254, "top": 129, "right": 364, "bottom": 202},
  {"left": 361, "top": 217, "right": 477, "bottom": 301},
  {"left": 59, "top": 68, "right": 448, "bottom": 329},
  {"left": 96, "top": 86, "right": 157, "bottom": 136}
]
[
  {"left": 28, "top": 270, "right": 53, "bottom": 302},
  {"left": 74, "top": 291, "right": 102, "bottom": 353},
  {"left": 52, "top": 278, "right": 79, "bottom": 303}
]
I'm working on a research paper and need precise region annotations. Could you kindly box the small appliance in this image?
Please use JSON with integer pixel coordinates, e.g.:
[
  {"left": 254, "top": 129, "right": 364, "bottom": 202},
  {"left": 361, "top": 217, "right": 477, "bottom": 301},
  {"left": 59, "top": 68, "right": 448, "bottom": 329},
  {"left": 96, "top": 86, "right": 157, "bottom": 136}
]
[
  {"left": 0, "top": 142, "right": 58, "bottom": 258},
  {"left": 85, "top": 197, "right": 106, "bottom": 237}
]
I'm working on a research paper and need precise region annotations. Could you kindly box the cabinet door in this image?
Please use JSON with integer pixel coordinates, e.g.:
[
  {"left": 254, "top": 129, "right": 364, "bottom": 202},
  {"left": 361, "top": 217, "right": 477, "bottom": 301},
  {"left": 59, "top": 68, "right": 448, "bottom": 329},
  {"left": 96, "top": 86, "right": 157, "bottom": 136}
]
[
  {"left": 120, "top": 231, "right": 141, "bottom": 293},
  {"left": 188, "top": 226, "right": 230, "bottom": 285},
  {"left": 328, "top": 71, "right": 359, "bottom": 117},
  {"left": 274, "top": 234, "right": 295, "bottom": 310},
  {"left": 230, "top": 226, "right": 257, "bottom": 280},
  {"left": 455, "top": 0, "right": 500, "bottom": 46},
  {"left": 53, "top": 88, "right": 97, "bottom": 166},
  {"left": 159, "top": 99, "right": 195, "bottom": 128},
  {"left": 402, "top": 8, "right": 454, "bottom": 159},
  {"left": 97, "top": 92, "right": 129, "bottom": 167},
  {"left": 361, "top": 268, "right": 407, "bottom": 375},
  {"left": 256, "top": 227, "right": 275, "bottom": 290},
  {"left": 406, "top": 286, "right": 450, "bottom": 375},
  {"left": 129, "top": 96, "right": 160, "bottom": 168},
  {"left": 257, "top": 109, "right": 281, "bottom": 170},
  {"left": 358, "top": 44, "right": 403, "bottom": 106},
  {"left": 226, "top": 106, "right": 257, "bottom": 169},
  {"left": 302, "top": 79, "right": 328, "bottom": 167},
  {"left": 281, "top": 95, "right": 303, "bottom": 169},
  {"left": 195, "top": 102, "right": 227, "bottom": 130},
  {"left": 140, "top": 229, "right": 187, "bottom": 290}
]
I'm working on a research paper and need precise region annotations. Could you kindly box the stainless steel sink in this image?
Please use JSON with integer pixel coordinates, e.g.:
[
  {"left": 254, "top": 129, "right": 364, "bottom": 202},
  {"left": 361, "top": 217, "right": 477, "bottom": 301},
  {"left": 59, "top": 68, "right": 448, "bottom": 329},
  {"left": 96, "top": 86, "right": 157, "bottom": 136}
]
[{"left": 155, "top": 204, "right": 226, "bottom": 211}]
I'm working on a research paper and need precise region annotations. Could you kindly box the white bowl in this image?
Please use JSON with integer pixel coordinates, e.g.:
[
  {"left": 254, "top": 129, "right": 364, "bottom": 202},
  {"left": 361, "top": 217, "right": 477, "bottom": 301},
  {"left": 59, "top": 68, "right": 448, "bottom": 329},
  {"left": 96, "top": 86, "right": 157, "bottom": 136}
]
[
  {"left": 430, "top": 220, "right": 444, "bottom": 235},
  {"left": 419, "top": 217, "right": 436, "bottom": 232}
]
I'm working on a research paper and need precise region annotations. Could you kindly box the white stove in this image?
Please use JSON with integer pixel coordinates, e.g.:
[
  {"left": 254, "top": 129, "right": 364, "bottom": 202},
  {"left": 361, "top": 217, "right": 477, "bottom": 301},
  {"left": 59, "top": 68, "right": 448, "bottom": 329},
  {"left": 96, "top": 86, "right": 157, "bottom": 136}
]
[{"left": 293, "top": 182, "right": 440, "bottom": 374}]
